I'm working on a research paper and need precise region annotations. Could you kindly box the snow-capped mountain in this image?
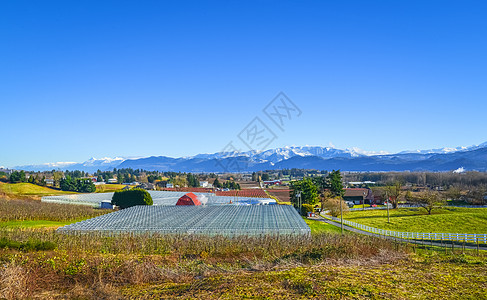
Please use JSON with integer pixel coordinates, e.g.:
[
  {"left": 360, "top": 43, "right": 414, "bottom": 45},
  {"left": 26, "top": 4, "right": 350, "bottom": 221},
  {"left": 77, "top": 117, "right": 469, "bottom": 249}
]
[
  {"left": 10, "top": 141, "right": 487, "bottom": 172},
  {"left": 14, "top": 157, "right": 127, "bottom": 172},
  {"left": 399, "top": 142, "right": 487, "bottom": 155}
]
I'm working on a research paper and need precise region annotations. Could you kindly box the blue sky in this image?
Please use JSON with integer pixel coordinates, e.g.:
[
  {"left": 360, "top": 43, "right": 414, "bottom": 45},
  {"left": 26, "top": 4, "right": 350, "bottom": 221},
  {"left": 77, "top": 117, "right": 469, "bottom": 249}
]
[{"left": 1, "top": 0, "right": 486, "bottom": 167}]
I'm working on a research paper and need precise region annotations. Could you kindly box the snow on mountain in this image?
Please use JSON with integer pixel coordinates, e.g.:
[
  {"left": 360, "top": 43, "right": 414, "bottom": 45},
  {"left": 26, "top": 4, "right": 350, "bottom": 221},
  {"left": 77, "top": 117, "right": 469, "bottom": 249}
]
[
  {"left": 11, "top": 141, "right": 487, "bottom": 172},
  {"left": 82, "top": 157, "right": 126, "bottom": 167},
  {"left": 398, "top": 141, "right": 487, "bottom": 155},
  {"left": 14, "top": 157, "right": 128, "bottom": 172}
]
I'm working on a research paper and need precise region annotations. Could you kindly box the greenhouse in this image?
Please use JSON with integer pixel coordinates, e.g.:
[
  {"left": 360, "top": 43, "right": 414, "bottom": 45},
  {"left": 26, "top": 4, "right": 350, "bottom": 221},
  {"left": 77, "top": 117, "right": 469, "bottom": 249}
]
[
  {"left": 41, "top": 191, "right": 276, "bottom": 207},
  {"left": 57, "top": 205, "right": 310, "bottom": 236}
]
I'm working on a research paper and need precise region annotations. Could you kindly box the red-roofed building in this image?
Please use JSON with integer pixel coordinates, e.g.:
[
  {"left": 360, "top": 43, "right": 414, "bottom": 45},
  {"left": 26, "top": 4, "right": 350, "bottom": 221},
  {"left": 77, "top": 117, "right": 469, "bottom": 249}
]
[
  {"left": 176, "top": 192, "right": 202, "bottom": 206},
  {"left": 343, "top": 188, "right": 374, "bottom": 205}
]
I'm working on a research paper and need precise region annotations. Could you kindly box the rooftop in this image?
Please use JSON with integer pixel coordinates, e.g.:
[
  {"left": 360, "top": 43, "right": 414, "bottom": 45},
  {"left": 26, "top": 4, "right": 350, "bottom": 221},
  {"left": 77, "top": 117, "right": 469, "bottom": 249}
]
[{"left": 57, "top": 205, "right": 310, "bottom": 236}]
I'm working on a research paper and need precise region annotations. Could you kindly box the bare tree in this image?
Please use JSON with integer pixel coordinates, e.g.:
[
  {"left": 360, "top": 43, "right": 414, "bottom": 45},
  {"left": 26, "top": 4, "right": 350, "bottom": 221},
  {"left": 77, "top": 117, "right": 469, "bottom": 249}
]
[
  {"left": 385, "top": 182, "right": 403, "bottom": 209},
  {"left": 409, "top": 190, "right": 446, "bottom": 215},
  {"left": 465, "top": 185, "right": 487, "bottom": 205}
]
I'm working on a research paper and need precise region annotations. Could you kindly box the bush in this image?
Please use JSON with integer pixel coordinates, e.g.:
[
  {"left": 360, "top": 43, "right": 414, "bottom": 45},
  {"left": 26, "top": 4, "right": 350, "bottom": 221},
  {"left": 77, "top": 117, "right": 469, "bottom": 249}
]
[
  {"left": 111, "top": 188, "right": 153, "bottom": 209},
  {"left": 0, "top": 238, "right": 56, "bottom": 251},
  {"left": 301, "top": 204, "right": 315, "bottom": 216},
  {"left": 323, "top": 198, "right": 349, "bottom": 217}
]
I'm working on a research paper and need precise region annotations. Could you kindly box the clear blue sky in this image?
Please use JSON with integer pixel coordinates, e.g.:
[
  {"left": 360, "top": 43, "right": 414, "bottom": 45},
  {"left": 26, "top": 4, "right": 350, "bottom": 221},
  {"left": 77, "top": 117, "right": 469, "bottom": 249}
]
[{"left": 1, "top": 0, "right": 486, "bottom": 167}]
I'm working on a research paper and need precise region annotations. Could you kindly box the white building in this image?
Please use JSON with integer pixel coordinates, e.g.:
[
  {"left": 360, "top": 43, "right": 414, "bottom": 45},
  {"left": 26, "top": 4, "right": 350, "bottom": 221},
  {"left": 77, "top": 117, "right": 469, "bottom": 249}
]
[{"left": 199, "top": 181, "right": 209, "bottom": 188}]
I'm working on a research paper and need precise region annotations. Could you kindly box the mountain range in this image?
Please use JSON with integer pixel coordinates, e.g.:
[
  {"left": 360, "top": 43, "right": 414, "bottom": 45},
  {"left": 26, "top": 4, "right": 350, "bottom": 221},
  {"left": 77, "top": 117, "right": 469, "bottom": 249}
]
[{"left": 12, "top": 142, "right": 487, "bottom": 173}]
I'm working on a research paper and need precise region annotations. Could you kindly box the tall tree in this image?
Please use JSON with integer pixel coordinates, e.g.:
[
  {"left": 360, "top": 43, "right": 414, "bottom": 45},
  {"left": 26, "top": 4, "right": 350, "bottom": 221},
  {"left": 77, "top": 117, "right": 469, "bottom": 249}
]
[
  {"left": 290, "top": 178, "right": 319, "bottom": 209},
  {"left": 213, "top": 177, "right": 221, "bottom": 188},
  {"left": 327, "top": 170, "right": 345, "bottom": 198}
]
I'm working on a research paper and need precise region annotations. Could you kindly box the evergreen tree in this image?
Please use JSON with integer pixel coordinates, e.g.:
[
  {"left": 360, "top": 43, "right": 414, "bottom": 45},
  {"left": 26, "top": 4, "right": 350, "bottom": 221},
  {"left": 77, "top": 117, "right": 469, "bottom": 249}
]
[
  {"left": 327, "top": 170, "right": 345, "bottom": 198},
  {"left": 213, "top": 177, "right": 221, "bottom": 188}
]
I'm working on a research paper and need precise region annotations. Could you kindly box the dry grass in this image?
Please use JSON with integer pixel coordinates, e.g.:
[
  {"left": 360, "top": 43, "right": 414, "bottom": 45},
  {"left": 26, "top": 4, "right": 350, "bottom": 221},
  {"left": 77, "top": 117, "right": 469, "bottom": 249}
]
[
  {"left": 0, "top": 229, "right": 411, "bottom": 299},
  {"left": 0, "top": 198, "right": 108, "bottom": 222}
]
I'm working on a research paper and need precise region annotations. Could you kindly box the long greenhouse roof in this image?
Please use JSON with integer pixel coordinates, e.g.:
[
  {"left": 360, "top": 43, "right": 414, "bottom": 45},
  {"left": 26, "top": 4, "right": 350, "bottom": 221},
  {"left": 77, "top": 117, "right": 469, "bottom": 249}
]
[
  {"left": 42, "top": 191, "right": 275, "bottom": 207},
  {"left": 57, "top": 205, "right": 310, "bottom": 236}
]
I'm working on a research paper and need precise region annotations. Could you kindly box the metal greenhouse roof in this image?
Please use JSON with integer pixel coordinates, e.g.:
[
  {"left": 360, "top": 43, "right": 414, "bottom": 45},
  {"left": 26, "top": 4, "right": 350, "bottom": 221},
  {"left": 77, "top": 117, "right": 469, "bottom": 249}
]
[
  {"left": 42, "top": 191, "right": 276, "bottom": 207},
  {"left": 57, "top": 205, "right": 310, "bottom": 236}
]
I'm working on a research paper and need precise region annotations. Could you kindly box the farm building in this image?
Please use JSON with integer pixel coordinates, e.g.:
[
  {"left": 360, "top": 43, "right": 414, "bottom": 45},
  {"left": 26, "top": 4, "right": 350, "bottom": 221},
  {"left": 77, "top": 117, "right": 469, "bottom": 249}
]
[
  {"left": 343, "top": 188, "right": 374, "bottom": 205},
  {"left": 176, "top": 193, "right": 202, "bottom": 206},
  {"left": 57, "top": 205, "right": 310, "bottom": 236}
]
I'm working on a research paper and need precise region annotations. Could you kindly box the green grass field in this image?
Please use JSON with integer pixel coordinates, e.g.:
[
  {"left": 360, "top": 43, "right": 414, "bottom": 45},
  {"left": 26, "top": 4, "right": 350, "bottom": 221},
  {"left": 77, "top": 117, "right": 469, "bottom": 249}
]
[
  {"left": 0, "top": 220, "right": 77, "bottom": 229},
  {"left": 304, "top": 218, "right": 344, "bottom": 234},
  {"left": 0, "top": 182, "right": 76, "bottom": 198},
  {"left": 344, "top": 207, "right": 487, "bottom": 233},
  {"left": 95, "top": 184, "right": 127, "bottom": 193}
]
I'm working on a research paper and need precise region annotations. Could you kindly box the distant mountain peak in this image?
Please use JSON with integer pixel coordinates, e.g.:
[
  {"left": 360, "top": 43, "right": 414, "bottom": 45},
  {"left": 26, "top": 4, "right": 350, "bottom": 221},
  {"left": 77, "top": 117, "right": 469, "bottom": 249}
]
[{"left": 11, "top": 141, "right": 487, "bottom": 172}]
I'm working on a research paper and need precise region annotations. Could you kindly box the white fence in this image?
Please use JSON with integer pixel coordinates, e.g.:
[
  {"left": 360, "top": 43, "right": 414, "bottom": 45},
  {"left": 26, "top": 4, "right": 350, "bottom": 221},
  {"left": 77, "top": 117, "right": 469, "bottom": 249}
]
[
  {"left": 349, "top": 204, "right": 487, "bottom": 211},
  {"left": 321, "top": 214, "right": 487, "bottom": 244}
]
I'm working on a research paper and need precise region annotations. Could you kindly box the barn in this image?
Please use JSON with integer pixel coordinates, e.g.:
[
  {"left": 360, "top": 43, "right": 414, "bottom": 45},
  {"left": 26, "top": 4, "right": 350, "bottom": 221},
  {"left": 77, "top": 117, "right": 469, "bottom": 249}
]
[{"left": 176, "top": 192, "right": 202, "bottom": 206}]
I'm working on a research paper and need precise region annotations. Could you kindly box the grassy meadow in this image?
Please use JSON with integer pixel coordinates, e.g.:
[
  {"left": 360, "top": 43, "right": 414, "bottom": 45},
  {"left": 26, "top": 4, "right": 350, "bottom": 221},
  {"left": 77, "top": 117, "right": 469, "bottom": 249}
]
[
  {"left": 0, "top": 182, "right": 76, "bottom": 199},
  {"left": 344, "top": 207, "right": 487, "bottom": 233},
  {"left": 95, "top": 184, "right": 128, "bottom": 193},
  {"left": 304, "top": 217, "right": 344, "bottom": 234}
]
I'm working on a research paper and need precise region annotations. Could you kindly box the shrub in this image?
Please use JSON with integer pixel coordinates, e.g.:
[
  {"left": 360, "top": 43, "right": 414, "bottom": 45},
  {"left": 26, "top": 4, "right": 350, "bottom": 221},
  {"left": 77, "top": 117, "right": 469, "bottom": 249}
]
[
  {"left": 111, "top": 188, "right": 153, "bottom": 209},
  {"left": 0, "top": 238, "right": 56, "bottom": 251},
  {"left": 301, "top": 204, "right": 315, "bottom": 216},
  {"left": 323, "top": 198, "right": 349, "bottom": 217}
]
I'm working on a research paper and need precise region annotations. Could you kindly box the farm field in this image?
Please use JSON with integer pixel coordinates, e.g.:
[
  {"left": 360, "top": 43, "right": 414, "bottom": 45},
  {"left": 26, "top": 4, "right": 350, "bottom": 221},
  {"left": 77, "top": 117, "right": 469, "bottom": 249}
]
[
  {"left": 0, "top": 198, "right": 108, "bottom": 223},
  {"left": 0, "top": 219, "right": 78, "bottom": 229},
  {"left": 0, "top": 182, "right": 75, "bottom": 199},
  {"left": 265, "top": 189, "right": 291, "bottom": 204},
  {"left": 343, "top": 207, "right": 487, "bottom": 234},
  {"left": 95, "top": 184, "right": 128, "bottom": 193},
  {"left": 0, "top": 198, "right": 486, "bottom": 299}
]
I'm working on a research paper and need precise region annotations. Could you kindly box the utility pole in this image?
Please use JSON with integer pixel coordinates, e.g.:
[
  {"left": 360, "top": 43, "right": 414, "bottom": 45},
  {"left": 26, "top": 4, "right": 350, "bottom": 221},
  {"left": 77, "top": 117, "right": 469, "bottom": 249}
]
[
  {"left": 340, "top": 197, "right": 344, "bottom": 234},
  {"left": 386, "top": 191, "right": 390, "bottom": 223},
  {"left": 296, "top": 192, "right": 302, "bottom": 214},
  {"left": 363, "top": 191, "right": 366, "bottom": 211}
]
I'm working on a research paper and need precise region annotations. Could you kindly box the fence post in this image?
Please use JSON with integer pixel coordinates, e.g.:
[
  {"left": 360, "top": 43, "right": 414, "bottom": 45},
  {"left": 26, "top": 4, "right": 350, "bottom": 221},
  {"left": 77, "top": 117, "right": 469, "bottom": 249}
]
[{"left": 477, "top": 238, "right": 480, "bottom": 256}]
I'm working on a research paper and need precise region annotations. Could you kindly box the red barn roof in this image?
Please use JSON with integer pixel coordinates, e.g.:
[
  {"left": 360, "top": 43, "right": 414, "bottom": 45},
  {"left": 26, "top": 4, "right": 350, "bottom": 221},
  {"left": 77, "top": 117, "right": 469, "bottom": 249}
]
[{"left": 176, "top": 192, "right": 202, "bottom": 206}]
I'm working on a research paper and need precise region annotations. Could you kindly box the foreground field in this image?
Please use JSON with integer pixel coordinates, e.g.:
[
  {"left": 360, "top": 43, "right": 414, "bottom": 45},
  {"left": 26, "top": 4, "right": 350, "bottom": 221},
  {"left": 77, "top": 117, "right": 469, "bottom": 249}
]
[
  {"left": 344, "top": 207, "right": 487, "bottom": 233},
  {"left": 0, "top": 228, "right": 485, "bottom": 299},
  {"left": 123, "top": 254, "right": 487, "bottom": 299},
  {"left": 1, "top": 199, "right": 486, "bottom": 299},
  {"left": 0, "top": 182, "right": 75, "bottom": 199}
]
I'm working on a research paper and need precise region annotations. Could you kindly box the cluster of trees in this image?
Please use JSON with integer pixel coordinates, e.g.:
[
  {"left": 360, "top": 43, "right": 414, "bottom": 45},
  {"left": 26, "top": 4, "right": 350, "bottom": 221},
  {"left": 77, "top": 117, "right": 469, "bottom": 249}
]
[
  {"left": 186, "top": 173, "right": 200, "bottom": 188},
  {"left": 64, "top": 170, "right": 90, "bottom": 179},
  {"left": 59, "top": 176, "right": 96, "bottom": 193},
  {"left": 343, "top": 171, "right": 487, "bottom": 189},
  {"left": 7, "top": 171, "right": 47, "bottom": 186},
  {"left": 212, "top": 177, "right": 240, "bottom": 190},
  {"left": 9, "top": 171, "right": 26, "bottom": 183},
  {"left": 290, "top": 170, "right": 346, "bottom": 216}
]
